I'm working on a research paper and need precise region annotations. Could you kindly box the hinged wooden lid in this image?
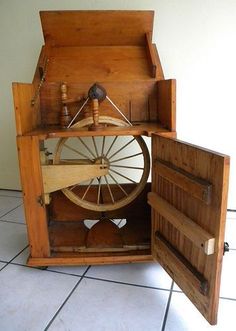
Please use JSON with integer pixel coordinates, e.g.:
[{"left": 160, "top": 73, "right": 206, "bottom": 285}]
[{"left": 40, "top": 10, "right": 154, "bottom": 47}]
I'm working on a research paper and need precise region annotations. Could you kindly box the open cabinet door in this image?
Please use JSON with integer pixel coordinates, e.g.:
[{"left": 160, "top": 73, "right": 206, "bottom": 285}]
[{"left": 148, "top": 134, "right": 230, "bottom": 325}]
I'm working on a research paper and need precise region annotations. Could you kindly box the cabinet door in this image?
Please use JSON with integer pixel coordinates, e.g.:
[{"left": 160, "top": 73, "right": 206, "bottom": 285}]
[{"left": 149, "top": 134, "right": 230, "bottom": 325}]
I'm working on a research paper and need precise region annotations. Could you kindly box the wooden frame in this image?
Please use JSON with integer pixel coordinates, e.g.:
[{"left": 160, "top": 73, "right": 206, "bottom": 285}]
[{"left": 12, "top": 10, "right": 230, "bottom": 325}]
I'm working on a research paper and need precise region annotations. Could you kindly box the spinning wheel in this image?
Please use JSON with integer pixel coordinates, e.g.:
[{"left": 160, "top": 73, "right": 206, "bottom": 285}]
[{"left": 53, "top": 116, "right": 150, "bottom": 211}]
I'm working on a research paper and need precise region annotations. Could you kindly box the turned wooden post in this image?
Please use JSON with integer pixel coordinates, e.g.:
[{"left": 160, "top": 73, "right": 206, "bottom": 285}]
[
  {"left": 60, "top": 82, "right": 72, "bottom": 127},
  {"left": 88, "top": 83, "right": 107, "bottom": 130},
  {"left": 90, "top": 98, "right": 101, "bottom": 130}
]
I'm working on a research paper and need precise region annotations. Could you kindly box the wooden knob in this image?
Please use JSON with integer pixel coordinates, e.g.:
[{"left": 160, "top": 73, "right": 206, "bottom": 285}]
[
  {"left": 60, "top": 82, "right": 71, "bottom": 127},
  {"left": 61, "top": 82, "right": 68, "bottom": 102}
]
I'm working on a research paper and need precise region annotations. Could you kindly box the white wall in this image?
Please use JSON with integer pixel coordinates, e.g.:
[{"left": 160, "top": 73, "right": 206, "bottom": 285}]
[{"left": 0, "top": 0, "right": 235, "bottom": 208}]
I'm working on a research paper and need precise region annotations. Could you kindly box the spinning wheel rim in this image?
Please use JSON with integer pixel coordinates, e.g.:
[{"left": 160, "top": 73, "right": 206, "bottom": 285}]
[{"left": 53, "top": 116, "right": 150, "bottom": 211}]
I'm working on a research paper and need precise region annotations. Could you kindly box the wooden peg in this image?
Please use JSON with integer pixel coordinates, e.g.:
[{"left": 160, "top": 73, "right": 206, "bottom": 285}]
[
  {"left": 89, "top": 98, "right": 103, "bottom": 130},
  {"left": 60, "top": 82, "right": 72, "bottom": 128}
]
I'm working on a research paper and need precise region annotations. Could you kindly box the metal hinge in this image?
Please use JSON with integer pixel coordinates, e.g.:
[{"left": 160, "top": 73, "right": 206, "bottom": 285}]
[
  {"left": 223, "top": 242, "right": 229, "bottom": 255},
  {"left": 37, "top": 195, "right": 44, "bottom": 207}
]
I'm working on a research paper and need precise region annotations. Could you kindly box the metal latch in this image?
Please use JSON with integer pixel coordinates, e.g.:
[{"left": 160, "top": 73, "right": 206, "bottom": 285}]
[
  {"left": 223, "top": 242, "right": 229, "bottom": 255},
  {"left": 37, "top": 195, "right": 44, "bottom": 207}
]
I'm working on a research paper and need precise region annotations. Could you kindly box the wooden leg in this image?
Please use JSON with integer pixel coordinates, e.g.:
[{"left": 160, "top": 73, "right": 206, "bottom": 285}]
[{"left": 17, "top": 136, "right": 50, "bottom": 258}]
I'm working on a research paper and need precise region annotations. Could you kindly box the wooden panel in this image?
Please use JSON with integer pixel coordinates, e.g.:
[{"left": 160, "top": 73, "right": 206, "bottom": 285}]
[
  {"left": 152, "top": 44, "right": 164, "bottom": 81},
  {"left": 157, "top": 79, "right": 176, "bottom": 131},
  {"left": 154, "top": 158, "right": 212, "bottom": 204},
  {"left": 24, "top": 123, "right": 176, "bottom": 140},
  {"left": 17, "top": 136, "right": 50, "bottom": 257},
  {"left": 12, "top": 83, "right": 40, "bottom": 135},
  {"left": 40, "top": 81, "right": 158, "bottom": 126},
  {"left": 145, "top": 32, "right": 157, "bottom": 78},
  {"left": 45, "top": 46, "right": 153, "bottom": 82},
  {"left": 28, "top": 253, "right": 152, "bottom": 267},
  {"left": 151, "top": 135, "right": 230, "bottom": 324},
  {"left": 148, "top": 193, "right": 215, "bottom": 255},
  {"left": 40, "top": 11, "right": 154, "bottom": 46},
  {"left": 155, "top": 232, "right": 208, "bottom": 295},
  {"left": 49, "top": 183, "right": 151, "bottom": 222}
]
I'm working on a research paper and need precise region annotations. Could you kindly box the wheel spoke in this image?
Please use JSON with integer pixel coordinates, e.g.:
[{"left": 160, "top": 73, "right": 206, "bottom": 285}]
[
  {"left": 77, "top": 137, "right": 96, "bottom": 159},
  {"left": 110, "top": 164, "right": 144, "bottom": 170},
  {"left": 69, "top": 183, "right": 80, "bottom": 191},
  {"left": 64, "top": 143, "right": 92, "bottom": 161},
  {"left": 105, "top": 136, "right": 118, "bottom": 157},
  {"left": 108, "top": 173, "right": 128, "bottom": 197},
  {"left": 110, "top": 152, "right": 143, "bottom": 164},
  {"left": 81, "top": 179, "right": 94, "bottom": 200},
  {"left": 92, "top": 137, "right": 99, "bottom": 157},
  {"left": 108, "top": 138, "right": 135, "bottom": 159},
  {"left": 101, "top": 136, "right": 106, "bottom": 156},
  {"left": 109, "top": 168, "right": 137, "bottom": 184},
  {"left": 104, "top": 175, "right": 115, "bottom": 203}
]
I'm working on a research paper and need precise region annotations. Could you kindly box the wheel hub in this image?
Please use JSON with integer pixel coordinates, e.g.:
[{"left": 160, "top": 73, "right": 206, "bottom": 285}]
[{"left": 94, "top": 156, "right": 110, "bottom": 168}]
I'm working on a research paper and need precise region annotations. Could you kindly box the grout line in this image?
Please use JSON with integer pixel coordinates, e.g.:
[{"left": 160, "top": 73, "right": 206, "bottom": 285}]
[
  {"left": 0, "top": 219, "right": 26, "bottom": 225},
  {"left": 172, "top": 288, "right": 182, "bottom": 293},
  {"left": 0, "top": 245, "right": 29, "bottom": 272},
  {"left": 9, "top": 258, "right": 174, "bottom": 292},
  {"left": 0, "top": 203, "right": 23, "bottom": 219},
  {"left": 8, "top": 259, "right": 173, "bottom": 292},
  {"left": 161, "top": 281, "right": 174, "bottom": 331},
  {"left": 0, "top": 190, "right": 22, "bottom": 198},
  {"left": 0, "top": 263, "right": 7, "bottom": 271},
  {"left": 44, "top": 265, "right": 91, "bottom": 331},
  {"left": 10, "top": 261, "right": 85, "bottom": 278},
  {"left": 0, "top": 195, "right": 22, "bottom": 198},
  {"left": 83, "top": 274, "right": 172, "bottom": 292}
]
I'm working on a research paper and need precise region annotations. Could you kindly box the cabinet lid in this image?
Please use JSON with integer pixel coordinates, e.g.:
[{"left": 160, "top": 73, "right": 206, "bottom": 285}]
[{"left": 40, "top": 10, "right": 154, "bottom": 47}]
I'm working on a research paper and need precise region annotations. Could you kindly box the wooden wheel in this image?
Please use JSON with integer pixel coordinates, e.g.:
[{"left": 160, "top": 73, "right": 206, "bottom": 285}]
[{"left": 53, "top": 116, "right": 150, "bottom": 211}]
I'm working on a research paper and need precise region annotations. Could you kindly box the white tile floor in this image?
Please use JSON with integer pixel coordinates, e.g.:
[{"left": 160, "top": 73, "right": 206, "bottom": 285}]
[{"left": 0, "top": 189, "right": 236, "bottom": 331}]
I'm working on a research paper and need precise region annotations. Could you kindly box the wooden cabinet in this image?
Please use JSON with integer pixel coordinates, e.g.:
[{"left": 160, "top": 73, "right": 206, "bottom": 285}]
[{"left": 12, "top": 11, "right": 229, "bottom": 325}]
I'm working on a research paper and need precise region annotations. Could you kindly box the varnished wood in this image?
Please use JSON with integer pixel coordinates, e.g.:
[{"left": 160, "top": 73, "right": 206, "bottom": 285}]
[
  {"left": 12, "top": 10, "right": 231, "bottom": 326},
  {"left": 40, "top": 11, "right": 154, "bottom": 47},
  {"left": 17, "top": 136, "right": 50, "bottom": 257},
  {"left": 46, "top": 46, "right": 154, "bottom": 83},
  {"left": 27, "top": 253, "right": 153, "bottom": 267},
  {"left": 155, "top": 233, "right": 208, "bottom": 295},
  {"left": 148, "top": 192, "right": 215, "bottom": 255},
  {"left": 49, "top": 184, "right": 151, "bottom": 223},
  {"left": 53, "top": 120, "right": 151, "bottom": 212},
  {"left": 157, "top": 79, "right": 176, "bottom": 131},
  {"left": 86, "top": 219, "right": 123, "bottom": 248},
  {"left": 151, "top": 135, "right": 230, "bottom": 324},
  {"left": 42, "top": 164, "right": 109, "bottom": 194},
  {"left": 89, "top": 99, "right": 103, "bottom": 130},
  {"left": 24, "top": 122, "right": 176, "bottom": 139},
  {"left": 60, "top": 82, "right": 71, "bottom": 127},
  {"left": 40, "top": 81, "right": 159, "bottom": 126},
  {"left": 154, "top": 158, "right": 212, "bottom": 204},
  {"left": 145, "top": 32, "right": 157, "bottom": 78},
  {"left": 12, "top": 83, "right": 40, "bottom": 135}
]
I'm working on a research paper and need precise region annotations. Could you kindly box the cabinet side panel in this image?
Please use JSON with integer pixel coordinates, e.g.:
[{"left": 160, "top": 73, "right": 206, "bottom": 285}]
[
  {"left": 156, "top": 79, "right": 176, "bottom": 131},
  {"left": 17, "top": 136, "right": 50, "bottom": 257},
  {"left": 12, "top": 83, "right": 40, "bottom": 135}
]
